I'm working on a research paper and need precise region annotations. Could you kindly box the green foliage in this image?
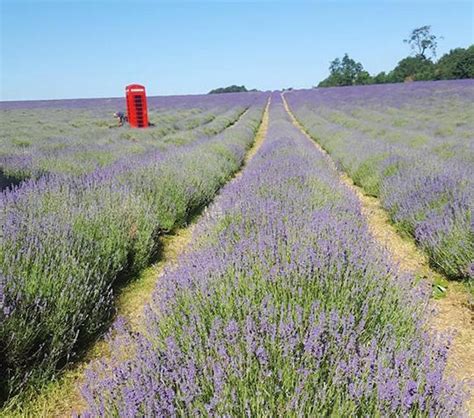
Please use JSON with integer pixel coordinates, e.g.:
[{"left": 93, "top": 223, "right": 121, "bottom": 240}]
[
  {"left": 352, "top": 155, "right": 388, "bottom": 196},
  {"left": 436, "top": 45, "right": 474, "bottom": 79},
  {"left": 208, "top": 85, "right": 248, "bottom": 94},
  {"left": 318, "top": 54, "right": 372, "bottom": 87},
  {"left": 316, "top": 23, "right": 471, "bottom": 87},
  {"left": 372, "top": 71, "right": 390, "bottom": 84},
  {"left": 420, "top": 216, "right": 474, "bottom": 280},
  {"left": 319, "top": 47, "right": 473, "bottom": 87},
  {"left": 403, "top": 25, "right": 441, "bottom": 60},
  {"left": 389, "top": 56, "right": 436, "bottom": 82}
]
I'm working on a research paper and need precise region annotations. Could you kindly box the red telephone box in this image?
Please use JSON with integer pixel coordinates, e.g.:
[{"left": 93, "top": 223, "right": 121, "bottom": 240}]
[{"left": 125, "top": 84, "right": 149, "bottom": 128}]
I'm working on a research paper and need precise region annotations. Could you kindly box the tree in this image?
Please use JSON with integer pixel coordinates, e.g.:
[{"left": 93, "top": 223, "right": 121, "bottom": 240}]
[
  {"left": 208, "top": 85, "right": 248, "bottom": 94},
  {"left": 389, "top": 56, "right": 435, "bottom": 82},
  {"left": 318, "top": 54, "right": 371, "bottom": 87},
  {"left": 436, "top": 45, "right": 474, "bottom": 79},
  {"left": 372, "top": 71, "right": 389, "bottom": 84},
  {"left": 356, "top": 70, "right": 372, "bottom": 85},
  {"left": 404, "top": 25, "right": 441, "bottom": 59},
  {"left": 315, "top": 31, "right": 471, "bottom": 88}
]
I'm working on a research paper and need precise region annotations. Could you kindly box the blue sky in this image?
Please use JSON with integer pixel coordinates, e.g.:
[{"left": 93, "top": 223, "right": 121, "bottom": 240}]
[{"left": 1, "top": 0, "right": 473, "bottom": 100}]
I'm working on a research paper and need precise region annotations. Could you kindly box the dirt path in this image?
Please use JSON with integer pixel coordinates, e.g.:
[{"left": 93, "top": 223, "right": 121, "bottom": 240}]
[
  {"left": 282, "top": 93, "right": 474, "bottom": 414},
  {"left": 1, "top": 100, "right": 271, "bottom": 418}
]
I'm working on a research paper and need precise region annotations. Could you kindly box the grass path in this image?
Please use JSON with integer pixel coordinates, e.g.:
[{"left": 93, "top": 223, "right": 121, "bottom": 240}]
[
  {"left": 1, "top": 100, "right": 271, "bottom": 418},
  {"left": 281, "top": 92, "right": 474, "bottom": 414}
]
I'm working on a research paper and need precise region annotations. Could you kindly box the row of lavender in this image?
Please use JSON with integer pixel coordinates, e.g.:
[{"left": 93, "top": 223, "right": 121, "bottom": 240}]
[
  {"left": 0, "top": 92, "right": 263, "bottom": 181},
  {"left": 0, "top": 96, "right": 267, "bottom": 402},
  {"left": 285, "top": 80, "right": 474, "bottom": 282},
  {"left": 82, "top": 96, "right": 466, "bottom": 416},
  {"left": 0, "top": 91, "right": 265, "bottom": 111}
]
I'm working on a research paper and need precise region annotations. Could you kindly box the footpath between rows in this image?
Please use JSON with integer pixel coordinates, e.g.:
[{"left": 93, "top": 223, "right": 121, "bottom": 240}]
[
  {"left": 1, "top": 100, "right": 271, "bottom": 418},
  {"left": 281, "top": 92, "right": 474, "bottom": 414}
]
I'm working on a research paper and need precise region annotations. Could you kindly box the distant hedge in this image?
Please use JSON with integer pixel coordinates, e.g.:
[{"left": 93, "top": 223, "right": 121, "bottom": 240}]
[{"left": 209, "top": 85, "right": 248, "bottom": 94}]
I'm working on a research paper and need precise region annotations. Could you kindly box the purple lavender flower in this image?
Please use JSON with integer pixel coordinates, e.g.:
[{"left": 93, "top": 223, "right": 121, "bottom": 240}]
[
  {"left": 285, "top": 80, "right": 474, "bottom": 281},
  {"left": 0, "top": 94, "right": 268, "bottom": 399},
  {"left": 81, "top": 94, "right": 469, "bottom": 416}
]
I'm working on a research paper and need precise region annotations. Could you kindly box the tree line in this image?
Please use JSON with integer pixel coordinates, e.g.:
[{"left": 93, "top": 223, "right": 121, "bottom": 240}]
[
  {"left": 208, "top": 85, "right": 258, "bottom": 94},
  {"left": 318, "top": 26, "right": 473, "bottom": 87}
]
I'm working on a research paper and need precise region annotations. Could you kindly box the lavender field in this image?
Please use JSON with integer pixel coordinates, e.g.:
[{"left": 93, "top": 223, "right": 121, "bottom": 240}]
[
  {"left": 0, "top": 93, "right": 263, "bottom": 182},
  {"left": 0, "top": 84, "right": 472, "bottom": 415},
  {"left": 82, "top": 95, "right": 467, "bottom": 416},
  {"left": 285, "top": 80, "right": 474, "bottom": 283},
  {"left": 0, "top": 92, "right": 267, "bottom": 400}
]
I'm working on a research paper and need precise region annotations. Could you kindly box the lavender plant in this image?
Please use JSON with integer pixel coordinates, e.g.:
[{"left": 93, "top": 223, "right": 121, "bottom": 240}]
[
  {"left": 0, "top": 92, "right": 263, "bottom": 183},
  {"left": 285, "top": 80, "right": 474, "bottom": 283},
  {"left": 0, "top": 97, "right": 267, "bottom": 401},
  {"left": 82, "top": 95, "right": 467, "bottom": 417}
]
